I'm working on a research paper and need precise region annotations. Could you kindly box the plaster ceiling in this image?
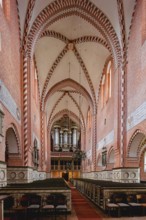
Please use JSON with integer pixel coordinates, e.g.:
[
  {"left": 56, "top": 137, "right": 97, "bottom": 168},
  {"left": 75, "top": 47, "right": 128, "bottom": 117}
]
[{"left": 17, "top": 0, "right": 136, "bottom": 129}]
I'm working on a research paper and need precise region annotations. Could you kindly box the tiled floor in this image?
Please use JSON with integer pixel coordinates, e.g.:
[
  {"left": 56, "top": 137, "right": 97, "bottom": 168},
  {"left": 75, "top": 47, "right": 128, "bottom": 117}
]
[
  {"left": 67, "top": 202, "right": 146, "bottom": 220},
  {"left": 67, "top": 184, "right": 146, "bottom": 219},
  {"left": 67, "top": 208, "right": 146, "bottom": 220}
]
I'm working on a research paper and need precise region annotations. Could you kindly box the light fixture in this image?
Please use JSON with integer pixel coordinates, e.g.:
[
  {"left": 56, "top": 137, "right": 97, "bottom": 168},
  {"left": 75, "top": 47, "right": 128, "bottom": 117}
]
[{"left": 72, "top": 59, "right": 86, "bottom": 163}]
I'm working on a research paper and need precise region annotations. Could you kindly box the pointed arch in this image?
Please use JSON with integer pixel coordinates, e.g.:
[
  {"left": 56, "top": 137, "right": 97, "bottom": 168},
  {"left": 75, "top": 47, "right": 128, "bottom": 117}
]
[
  {"left": 48, "top": 109, "right": 85, "bottom": 132},
  {"left": 127, "top": 129, "right": 146, "bottom": 158},
  {"left": 44, "top": 78, "right": 94, "bottom": 114},
  {"left": 5, "top": 123, "right": 21, "bottom": 157},
  {"left": 108, "top": 146, "right": 115, "bottom": 164}
]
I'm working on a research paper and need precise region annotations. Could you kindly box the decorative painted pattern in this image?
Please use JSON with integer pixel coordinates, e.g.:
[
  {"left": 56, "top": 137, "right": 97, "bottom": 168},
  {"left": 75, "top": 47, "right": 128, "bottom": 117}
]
[
  {"left": 74, "top": 36, "right": 111, "bottom": 52},
  {"left": 40, "top": 111, "right": 44, "bottom": 170},
  {"left": 127, "top": 0, "right": 138, "bottom": 45},
  {"left": 68, "top": 92, "right": 85, "bottom": 129},
  {"left": 97, "top": 130, "right": 114, "bottom": 150},
  {"left": 22, "top": 0, "right": 35, "bottom": 52},
  {"left": 22, "top": 54, "right": 29, "bottom": 166},
  {"left": 16, "top": 0, "right": 21, "bottom": 46},
  {"left": 48, "top": 92, "right": 66, "bottom": 126},
  {"left": 27, "top": 0, "right": 121, "bottom": 65},
  {"left": 41, "top": 30, "right": 69, "bottom": 44},
  {"left": 73, "top": 46, "right": 96, "bottom": 109},
  {"left": 127, "top": 102, "right": 146, "bottom": 131},
  {"left": 41, "top": 45, "right": 68, "bottom": 110},
  {"left": 44, "top": 79, "right": 94, "bottom": 112},
  {"left": 0, "top": 80, "right": 21, "bottom": 124},
  {"left": 117, "top": 0, "right": 127, "bottom": 167}
]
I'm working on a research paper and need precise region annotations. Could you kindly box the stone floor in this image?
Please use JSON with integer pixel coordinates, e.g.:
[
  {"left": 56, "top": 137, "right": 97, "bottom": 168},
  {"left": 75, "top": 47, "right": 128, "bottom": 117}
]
[{"left": 67, "top": 202, "right": 146, "bottom": 220}]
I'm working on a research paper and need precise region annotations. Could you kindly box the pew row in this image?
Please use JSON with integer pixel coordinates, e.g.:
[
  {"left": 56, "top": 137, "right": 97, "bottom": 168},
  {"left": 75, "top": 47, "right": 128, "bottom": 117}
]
[{"left": 71, "top": 178, "right": 146, "bottom": 216}]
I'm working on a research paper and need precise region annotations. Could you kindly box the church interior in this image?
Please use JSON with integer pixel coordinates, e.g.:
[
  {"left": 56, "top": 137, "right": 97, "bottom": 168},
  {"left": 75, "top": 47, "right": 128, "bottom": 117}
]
[{"left": 1, "top": 0, "right": 146, "bottom": 219}]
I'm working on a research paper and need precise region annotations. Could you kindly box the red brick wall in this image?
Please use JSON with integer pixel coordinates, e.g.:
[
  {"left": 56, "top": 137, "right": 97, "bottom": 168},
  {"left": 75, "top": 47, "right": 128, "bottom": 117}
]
[
  {"left": 0, "top": 0, "right": 21, "bottom": 164},
  {"left": 30, "top": 62, "right": 41, "bottom": 162},
  {"left": 96, "top": 62, "right": 119, "bottom": 167},
  {"left": 127, "top": 1, "right": 146, "bottom": 143},
  {"left": 124, "top": 1, "right": 146, "bottom": 178}
]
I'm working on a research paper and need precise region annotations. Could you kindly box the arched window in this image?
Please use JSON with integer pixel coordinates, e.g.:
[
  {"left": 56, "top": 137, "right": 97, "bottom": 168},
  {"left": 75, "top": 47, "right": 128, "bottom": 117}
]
[
  {"left": 1, "top": 0, "right": 10, "bottom": 20},
  {"left": 100, "top": 60, "right": 112, "bottom": 108},
  {"left": 142, "top": 0, "right": 146, "bottom": 44},
  {"left": 34, "top": 68, "right": 38, "bottom": 102},
  {"left": 0, "top": 32, "right": 2, "bottom": 52},
  {"left": 32, "top": 139, "right": 39, "bottom": 169},
  {"left": 144, "top": 151, "right": 146, "bottom": 172},
  {"left": 0, "top": 104, "right": 4, "bottom": 137},
  {"left": 87, "top": 108, "right": 91, "bottom": 129},
  {"left": 0, "top": 0, "right": 3, "bottom": 7},
  {"left": 32, "top": 59, "right": 39, "bottom": 104},
  {"left": 106, "top": 61, "right": 112, "bottom": 99},
  {"left": 101, "top": 74, "right": 105, "bottom": 108}
]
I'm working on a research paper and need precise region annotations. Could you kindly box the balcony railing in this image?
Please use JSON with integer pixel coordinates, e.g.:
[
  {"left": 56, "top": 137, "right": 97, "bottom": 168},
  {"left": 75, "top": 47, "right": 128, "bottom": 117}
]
[
  {"left": 51, "top": 151, "right": 73, "bottom": 158},
  {"left": 51, "top": 165, "right": 81, "bottom": 171}
]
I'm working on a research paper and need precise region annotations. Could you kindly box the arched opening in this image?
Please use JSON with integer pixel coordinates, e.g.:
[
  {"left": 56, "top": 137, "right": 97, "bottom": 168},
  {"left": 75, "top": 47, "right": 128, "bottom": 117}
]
[
  {"left": 128, "top": 132, "right": 145, "bottom": 158},
  {"left": 108, "top": 148, "right": 115, "bottom": 169},
  {"left": 128, "top": 131, "right": 146, "bottom": 181},
  {"left": 32, "top": 139, "right": 39, "bottom": 170},
  {"left": 5, "top": 127, "right": 19, "bottom": 164}
]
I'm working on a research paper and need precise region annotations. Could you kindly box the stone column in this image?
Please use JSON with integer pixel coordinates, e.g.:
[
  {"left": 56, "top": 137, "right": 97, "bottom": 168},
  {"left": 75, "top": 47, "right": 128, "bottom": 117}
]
[{"left": 22, "top": 53, "right": 31, "bottom": 166}]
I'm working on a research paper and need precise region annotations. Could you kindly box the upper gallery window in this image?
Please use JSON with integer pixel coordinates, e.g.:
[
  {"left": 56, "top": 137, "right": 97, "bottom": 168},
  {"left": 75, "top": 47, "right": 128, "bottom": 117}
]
[
  {"left": 144, "top": 151, "right": 146, "bottom": 172},
  {"left": 0, "top": 109, "right": 4, "bottom": 137},
  {"left": 0, "top": 32, "right": 1, "bottom": 52},
  {"left": 0, "top": 0, "right": 3, "bottom": 7},
  {"left": 101, "top": 60, "right": 112, "bottom": 108},
  {"left": 87, "top": 108, "right": 91, "bottom": 129},
  {"left": 141, "top": 0, "right": 146, "bottom": 44},
  {"left": 1, "top": 0, "right": 10, "bottom": 20}
]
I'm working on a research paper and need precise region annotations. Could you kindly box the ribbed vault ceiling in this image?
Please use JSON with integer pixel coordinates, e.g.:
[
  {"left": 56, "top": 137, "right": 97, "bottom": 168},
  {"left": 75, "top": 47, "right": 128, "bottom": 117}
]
[{"left": 17, "top": 0, "right": 136, "bottom": 129}]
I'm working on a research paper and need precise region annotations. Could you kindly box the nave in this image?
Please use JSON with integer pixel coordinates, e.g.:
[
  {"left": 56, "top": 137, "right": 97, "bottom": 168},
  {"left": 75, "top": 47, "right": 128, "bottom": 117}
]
[{"left": 3, "top": 179, "right": 146, "bottom": 220}]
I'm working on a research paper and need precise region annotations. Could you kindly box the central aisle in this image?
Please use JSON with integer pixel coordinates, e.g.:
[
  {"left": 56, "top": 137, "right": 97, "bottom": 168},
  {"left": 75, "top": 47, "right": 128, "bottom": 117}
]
[{"left": 71, "top": 186, "right": 102, "bottom": 220}]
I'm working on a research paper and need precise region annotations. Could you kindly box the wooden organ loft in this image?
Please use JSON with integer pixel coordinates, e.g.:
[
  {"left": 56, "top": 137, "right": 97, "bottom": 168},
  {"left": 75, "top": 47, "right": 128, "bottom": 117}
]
[{"left": 50, "top": 114, "right": 82, "bottom": 179}]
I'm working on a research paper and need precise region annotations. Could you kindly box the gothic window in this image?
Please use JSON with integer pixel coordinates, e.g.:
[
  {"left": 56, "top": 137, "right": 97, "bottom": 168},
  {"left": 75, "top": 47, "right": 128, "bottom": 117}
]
[
  {"left": 101, "top": 74, "right": 105, "bottom": 108},
  {"left": 144, "top": 152, "right": 146, "bottom": 172},
  {"left": 34, "top": 68, "right": 38, "bottom": 102},
  {"left": 32, "top": 139, "right": 39, "bottom": 169},
  {"left": 1, "top": 0, "right": 10, "bottom": 20},
  {"left": 0, "top": 0, "right": 3, "bottom": 7},
  {"left": 0, "top": 109, "right": 4, "bottom": 136},
  {"left": 102, "top": 147, "right": 107, "bottom": 166},
  {"left": 142, "top": 0, "right": 146, "bottom": 43},
  {"left": 106, "top": 61, "right": 112, "bottom": 100},
  {"left": 101, "top": 60, "right": 112, "bottom": 108},
  {"left": 0, "top": 32, "right": 1, "bottom": 52},
  {"left": 87, "top": 108, "right": 91, "bottom": 129}
]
